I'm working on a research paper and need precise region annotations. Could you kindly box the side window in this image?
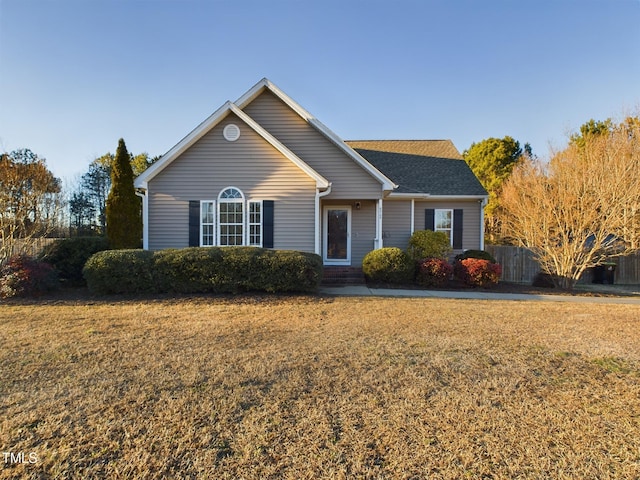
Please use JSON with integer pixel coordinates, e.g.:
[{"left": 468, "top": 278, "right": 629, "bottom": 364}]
[
  {"left": 201, "top": 201, "right": 216, "bottom": 246},
  {"left": 249, "top": 201, "right": 262, "bottom": 247},
  {"left": 434, "top": 209, "right": 453, "bottom": 245}
]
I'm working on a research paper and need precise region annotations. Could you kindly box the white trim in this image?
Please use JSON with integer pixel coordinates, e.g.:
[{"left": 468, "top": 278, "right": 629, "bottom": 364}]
[
  {"left": 218, "top": 186, "right": 244, "bottom": 201},
  {"left": 434, "top": 208, "right": 454, "bottom": 247},
  {"left": 200, "top": 200, "right": 216, "bottom": 247},
  {"left": 134, "top": 100, "right": 329, "bottom": 189},
  {"left": 235, "top": 78, "right": 397, "bottom": 192},
  {"left": 135, "top": 101, "right": 233, "bottom": 187},
  {"left": 136, "top": 188, "right": 149, "bottom": 250},
  {"left": 218, "top": 187, "right": 245, "bottom": 246},
  {"left": 309, "top": 118, "right": 397, "bottom": 191},
  {"left": 248, "top": 200, "right": 263, "bottom": 247},
  {"left": 323, "top": 205, "right": 351, "bottom": 265},
  {"left": 223, "top": 123, "right": 240, "bottom": 141},
  {"left": 410, "top": 199, "right": 415, "bottom": 235},
  {"left": 229, "top": 104, "right": 329, "bottom": 188},
  {"left": 375, "top": 198, "right": 383, "bottom": 250},
  {"left": 480, "top": 198, "right": 488, "bottom": 251},
  {"left": 388, "top": 193, "right": 488, "bottom": 200},
  {"left": 315, "top": 185, "right": 333, "bottom": 255}
]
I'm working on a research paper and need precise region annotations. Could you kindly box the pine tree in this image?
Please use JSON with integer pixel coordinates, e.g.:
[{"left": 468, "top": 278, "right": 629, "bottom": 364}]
[{"left": 106, "top": 139, "right": 142, "bottom": 249}]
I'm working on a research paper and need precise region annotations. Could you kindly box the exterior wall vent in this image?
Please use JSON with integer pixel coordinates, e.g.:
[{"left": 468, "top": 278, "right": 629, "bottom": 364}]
[{"left": 223, "top": 123, "right": 241, "bottom": 142}]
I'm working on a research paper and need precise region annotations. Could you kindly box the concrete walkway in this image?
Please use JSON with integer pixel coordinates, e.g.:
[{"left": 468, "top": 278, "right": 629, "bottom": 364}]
[{"left": 320, "top": 285, "right": 640, "bottom": 305}]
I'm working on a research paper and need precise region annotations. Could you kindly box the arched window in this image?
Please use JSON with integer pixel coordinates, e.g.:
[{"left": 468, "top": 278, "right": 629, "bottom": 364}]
[{"left": 218, "top": 187, "right": 244, "bottom": 246}]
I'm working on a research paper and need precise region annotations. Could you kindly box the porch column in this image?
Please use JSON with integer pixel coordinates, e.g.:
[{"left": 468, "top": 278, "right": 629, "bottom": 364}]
[
  {"left": 375, "top": 198, "right": 383, "bottom": 249},
  {"left": 410, "top": 199, "right": 415, "bottom": 234}
]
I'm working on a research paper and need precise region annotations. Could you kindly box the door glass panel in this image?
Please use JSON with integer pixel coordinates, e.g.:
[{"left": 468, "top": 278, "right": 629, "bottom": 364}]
[{"left": 327, "top": 209, "right": 348, "bottom": 260}]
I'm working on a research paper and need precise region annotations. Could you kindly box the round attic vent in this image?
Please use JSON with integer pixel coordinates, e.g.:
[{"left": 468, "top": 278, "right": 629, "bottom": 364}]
[{"left": 223, "top": 123, "right": 240, "bottom": 142}]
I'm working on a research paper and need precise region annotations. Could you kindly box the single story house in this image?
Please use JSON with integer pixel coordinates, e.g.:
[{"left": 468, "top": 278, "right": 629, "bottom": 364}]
[{"left": 134, "top": 78, "right": 488, "bottom": 266}]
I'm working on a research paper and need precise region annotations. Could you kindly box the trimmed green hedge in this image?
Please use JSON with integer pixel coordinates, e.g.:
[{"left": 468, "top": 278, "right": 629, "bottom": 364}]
[
  {"left": 362, "top": 247, "right": 414, "bottom": 284},
  {"left": 83, "top": 249, "right": 155, "bottom": 294},
  {"left": 83, "top": 247, "right": 323, "bottom": 295}
]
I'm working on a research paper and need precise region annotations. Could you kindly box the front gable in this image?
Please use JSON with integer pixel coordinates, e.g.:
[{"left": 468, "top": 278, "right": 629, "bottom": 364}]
[
  {"left": 144, "top": 111, "right": 319, "bottom": 251},
  {"left": 135, "top": 101, "right": 328, "bottom": 190}
]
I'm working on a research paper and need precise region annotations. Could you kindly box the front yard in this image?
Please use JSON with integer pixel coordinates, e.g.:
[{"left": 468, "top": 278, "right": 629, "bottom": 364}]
[{"left": 1, "top": 295, "right": 639, "bottom": 479}]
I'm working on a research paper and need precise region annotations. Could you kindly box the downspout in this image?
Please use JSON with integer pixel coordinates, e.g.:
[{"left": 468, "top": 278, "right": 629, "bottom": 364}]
[
  {"left": 480, "top": 197, "right": 488, "bottom": 251},
  {"left": 315, "top": 184, "right": 332, "bottom": 256},
  {"left": 135, "top": 184, "right": 149, "bottom": 250}
]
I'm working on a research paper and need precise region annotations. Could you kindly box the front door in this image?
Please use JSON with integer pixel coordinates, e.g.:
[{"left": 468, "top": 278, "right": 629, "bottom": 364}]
[{"left": 323, "top": 206, "right": 351, "bottom": 265}]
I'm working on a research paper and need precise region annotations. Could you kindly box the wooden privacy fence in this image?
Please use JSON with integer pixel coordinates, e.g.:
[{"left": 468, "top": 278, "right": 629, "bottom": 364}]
[
  {"left": 1, "top": 237, "right": 59, "bottom": 259},
  {"left": 485, "top": 245, "right": 640, "bottom": 285}
]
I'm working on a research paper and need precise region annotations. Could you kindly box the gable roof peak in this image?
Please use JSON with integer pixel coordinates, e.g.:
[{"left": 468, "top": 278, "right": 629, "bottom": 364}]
[{"left": 134, "top": 99, "right": 329, "bottom": 189}]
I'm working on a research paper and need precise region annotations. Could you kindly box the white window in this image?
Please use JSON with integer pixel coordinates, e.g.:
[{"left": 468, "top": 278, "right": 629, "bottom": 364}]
[
  {"left": 198, "top": 189, "right": 266, "bottom": 247},
  {"left": 249, "top": 201, "right": 262, "bottom": 247},
  {"left": 435, "top": 209, "right": 453, "bottom": 245},
  {"left": 200, "top": 201, "right": 216, "bottom": 246},
  {"left": 218, "top": 187, "right": 244, "bottom": 246}
]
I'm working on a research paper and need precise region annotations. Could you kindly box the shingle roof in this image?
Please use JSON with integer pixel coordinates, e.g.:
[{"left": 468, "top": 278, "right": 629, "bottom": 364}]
[
  {"left": 345, "top": 140, "right": 487, "bottom": 196},
  {"left": 347, "top": 140, "right": 464, "bottom": 160}
]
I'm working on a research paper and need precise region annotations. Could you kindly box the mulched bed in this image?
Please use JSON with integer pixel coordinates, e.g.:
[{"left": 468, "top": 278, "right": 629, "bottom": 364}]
[{"left": 366, "top": 279, "right": 640, "bottom": 297}]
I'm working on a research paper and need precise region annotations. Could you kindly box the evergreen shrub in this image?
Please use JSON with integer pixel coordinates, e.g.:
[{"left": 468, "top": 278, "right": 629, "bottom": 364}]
[
  {"left": 407, "top": 230, "right": 452, "bottom": 261},
  {"left": 83, "top": 249, "right": 155, "bottom": 294},
  {"left": 40, "top": 237, "right": 110, "bottom": 285},
  {"left": 362, "top": 247, "right": 414, "bottom": 284},
  {"left": 83, "top": 247, "right": 323, "bottom": 295}
]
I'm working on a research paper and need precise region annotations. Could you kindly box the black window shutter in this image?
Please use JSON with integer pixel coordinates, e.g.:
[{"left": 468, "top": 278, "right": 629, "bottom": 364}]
[
  {"left": 453, "top": 209, "right": 463, "bottom": 249},
  {"left": 188, "top": 201, "right": 200, "bottom": 247},
  {"left": 425, "top": 209, "right": 435, "bottom": 231},
  {"left": 263, "top": 200, "right": 274, "bottom": 248}
]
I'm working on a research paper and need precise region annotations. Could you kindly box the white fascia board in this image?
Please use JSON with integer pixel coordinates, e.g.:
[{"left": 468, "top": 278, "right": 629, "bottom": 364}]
[
  {"left": 236, "top": 78, "right": 398, "bottom": 192},
  {"left": 133, "top": 98, "right": 329, "bottom": 189},
  {"left": 229, "top": 104, "right": 329, "bottom": 188},
  {"left": 308, "top": 118, "right": 398, "bottom": 191},
  {"left": 134, "top": 101, "right": 234, "bottom": 188},
  {"left": 387, "top": 193, "right": 488, "bottom": 201},
  {"left": 235, "top": 78, "right": 314, "bottom": 120}
]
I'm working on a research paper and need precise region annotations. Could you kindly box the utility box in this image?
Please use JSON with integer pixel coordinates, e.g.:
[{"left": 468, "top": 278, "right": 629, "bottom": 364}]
[{"left": 592, "top": 263, "right": 617, "bottom": 284}]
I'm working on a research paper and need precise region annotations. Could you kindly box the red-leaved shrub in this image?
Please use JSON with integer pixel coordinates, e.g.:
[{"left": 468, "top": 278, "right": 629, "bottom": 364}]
[
  {"left": 0, "top": 255, "right": 59, "bottom": 298},
  {"left": 454, "top": 258, "right": 502, "bottom": 287},
  {"left": 416, "top": 258, "right": 453, "bottom": 287}
]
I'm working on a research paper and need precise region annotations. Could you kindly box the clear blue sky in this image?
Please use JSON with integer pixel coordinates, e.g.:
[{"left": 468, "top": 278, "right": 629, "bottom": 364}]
[{"left": 1, "top": 0, "right": 639, "bottom": 183}]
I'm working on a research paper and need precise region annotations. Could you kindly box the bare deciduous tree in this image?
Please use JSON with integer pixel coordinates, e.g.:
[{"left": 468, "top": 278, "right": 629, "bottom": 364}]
[{"left": 500, "top": 118, "right": 640, "bottom": 288}]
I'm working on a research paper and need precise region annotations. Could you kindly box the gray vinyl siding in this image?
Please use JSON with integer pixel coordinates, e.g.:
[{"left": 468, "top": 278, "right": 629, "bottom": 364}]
[
  {"left": 243, "top": 91, "right": 383, "bottom": 199},
  {"left": 147, "top": 113, "right": 317, "bottom": 252},
  {"left": 382, "top": 200, "right": 412, "bottom": 250},
  {"left": 322, "top": 200, "right": 376, "bottom": 266},
  {"left": 414, "top": 200, "right": 483, "bottom": 252}
]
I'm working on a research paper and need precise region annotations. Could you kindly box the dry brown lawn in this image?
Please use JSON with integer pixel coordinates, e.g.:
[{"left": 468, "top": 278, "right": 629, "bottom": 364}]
[{"left": 1, "top": 294, "right": 639, "bottom": 479}]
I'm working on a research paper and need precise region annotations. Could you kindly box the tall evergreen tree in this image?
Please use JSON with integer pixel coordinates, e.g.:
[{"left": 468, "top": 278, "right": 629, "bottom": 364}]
[
  {"left": 106, "top": 139, "right": 141, "bottom": 249},
  {"left": 463, "top": 136, "right": 529, "bottom": 243}
]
